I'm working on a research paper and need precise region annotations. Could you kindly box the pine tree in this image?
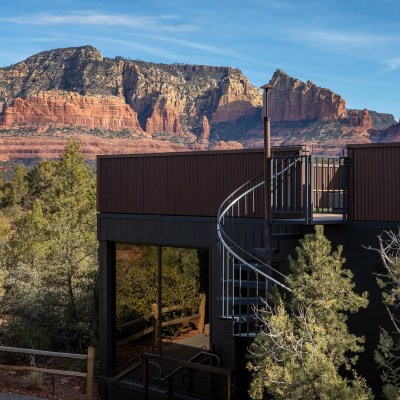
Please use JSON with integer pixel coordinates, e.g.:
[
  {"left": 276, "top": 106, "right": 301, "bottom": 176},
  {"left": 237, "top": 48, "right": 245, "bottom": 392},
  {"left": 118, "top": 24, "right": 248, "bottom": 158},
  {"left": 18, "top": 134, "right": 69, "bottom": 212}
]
[
  {"left": 248, "top": 225, "right": 371, "bottom": 400},
  {"left": 3, "top": 140, "right": 98, "bottom": 349},
  {"left": 373, "top": 230, "right": 400, "bottom": 400},
  {"left": 1, "top": 164, "right": 28, "bottom": 208},
  {"left": 0, "top": 213, "right": 11, "bottom": 306}
]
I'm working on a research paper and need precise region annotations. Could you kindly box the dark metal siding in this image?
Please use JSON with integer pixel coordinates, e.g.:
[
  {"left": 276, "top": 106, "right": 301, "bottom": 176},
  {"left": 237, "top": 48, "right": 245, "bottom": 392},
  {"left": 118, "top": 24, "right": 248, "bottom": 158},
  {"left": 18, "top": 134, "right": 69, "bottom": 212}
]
[
  {"left": 97, "top": 150, "right": 264, "bottom": 216},
  {"left": 347, "top": 143, "right": 400, "bottom": 221}
]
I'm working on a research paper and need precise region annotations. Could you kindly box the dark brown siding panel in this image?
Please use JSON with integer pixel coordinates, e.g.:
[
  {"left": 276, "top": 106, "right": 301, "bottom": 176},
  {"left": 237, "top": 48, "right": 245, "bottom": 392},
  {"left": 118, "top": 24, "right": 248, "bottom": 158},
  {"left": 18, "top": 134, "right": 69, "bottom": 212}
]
[
  {"left": 347, "top": 143, "right": 400, "bottom": 221},
  {"left": 97, "top": 150, "right": 264, "bottom": 216}
]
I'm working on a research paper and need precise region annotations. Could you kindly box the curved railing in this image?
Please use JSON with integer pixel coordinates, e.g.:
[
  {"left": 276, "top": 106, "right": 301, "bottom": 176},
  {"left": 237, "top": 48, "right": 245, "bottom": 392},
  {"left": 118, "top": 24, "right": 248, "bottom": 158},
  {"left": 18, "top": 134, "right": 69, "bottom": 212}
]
[
  {"left": 217, "top": 174, "right": 289, "bottom": 289},
  {"left": 217, "top": 172, "right": 291, "bottom": 335},
  {"left": 217, "top": 152, "right": 347, "bottom": 335},
  {"left": 217, "top": 174, "right": 291, "bottom": 284}
]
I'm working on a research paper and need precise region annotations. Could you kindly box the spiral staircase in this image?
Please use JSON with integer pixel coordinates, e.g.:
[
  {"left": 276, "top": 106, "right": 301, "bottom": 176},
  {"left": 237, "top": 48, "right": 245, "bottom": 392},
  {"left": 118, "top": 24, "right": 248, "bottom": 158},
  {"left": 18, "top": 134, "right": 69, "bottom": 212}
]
[{"left": 217, "top": 152, "right": 348, "bottom": 337}]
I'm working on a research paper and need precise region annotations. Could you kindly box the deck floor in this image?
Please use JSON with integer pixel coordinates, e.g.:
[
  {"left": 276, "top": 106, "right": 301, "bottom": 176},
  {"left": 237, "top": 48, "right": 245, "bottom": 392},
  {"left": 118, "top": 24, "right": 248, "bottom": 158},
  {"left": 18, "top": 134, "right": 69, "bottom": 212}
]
[
  {"left": 162, "top": 333, "right": 210, "bottom": 360},
  {"left": 312, "top": 213, "right": 344, "bottom": 223},
  {"left": 273, "top": 213, "right": 344, "bottom": 224}
]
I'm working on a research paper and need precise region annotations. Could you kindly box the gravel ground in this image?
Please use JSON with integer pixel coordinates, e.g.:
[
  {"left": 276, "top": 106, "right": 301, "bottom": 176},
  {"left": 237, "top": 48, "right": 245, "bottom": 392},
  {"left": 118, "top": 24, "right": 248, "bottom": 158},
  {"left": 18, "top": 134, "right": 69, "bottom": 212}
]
[
  {"left": 0, "top": 394, "right": 45, "bottom": 399},
  {"left": 0, "top": 370, "right": 98, "bottom": 400}
]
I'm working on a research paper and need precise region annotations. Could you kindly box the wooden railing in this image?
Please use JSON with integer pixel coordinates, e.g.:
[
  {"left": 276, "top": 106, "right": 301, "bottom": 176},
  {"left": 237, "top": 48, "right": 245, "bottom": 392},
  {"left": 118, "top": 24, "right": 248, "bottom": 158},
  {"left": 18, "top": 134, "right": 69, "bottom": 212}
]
[
  {"left": 0, "top": 345, "right": 95, "bottom": 399},
  {"left": 117, "top": 293, "right": 206, "bottom": 348}
]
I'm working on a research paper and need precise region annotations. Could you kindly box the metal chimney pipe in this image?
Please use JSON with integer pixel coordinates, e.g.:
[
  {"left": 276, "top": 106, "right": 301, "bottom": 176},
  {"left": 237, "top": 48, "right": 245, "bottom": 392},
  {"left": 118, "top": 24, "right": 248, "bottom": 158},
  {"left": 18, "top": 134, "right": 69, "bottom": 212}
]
[{"left": 261, "top": 84, "right": 273, "bottom": 265}]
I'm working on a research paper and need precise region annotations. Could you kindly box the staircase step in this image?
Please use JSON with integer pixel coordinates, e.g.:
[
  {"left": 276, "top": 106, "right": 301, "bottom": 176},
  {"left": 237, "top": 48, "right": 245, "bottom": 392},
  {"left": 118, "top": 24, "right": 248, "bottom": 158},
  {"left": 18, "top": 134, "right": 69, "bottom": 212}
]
[
  {"left": 233, "top": 331, "right": 258, "bottom": 338},
  {"left": 220, "top": 296, "right": 263, "bottom": 305},
  {"left": 221, "top": 278, "right": 268, "bottom": 290},
  {"left": 219, "top": 315, "right": 260, "bottom": 324},
  {"left": 252, "top": 247, "right": 279, "bottom": 259},
  {"left": 233, "top": 263, "right": 272, "bottom": 276},
  {"left": 223, "top": 279, "right": 267, "bottom": 289},
  {"left": 233, "top": 314, "right": 258, "bottom": 323},
  {"left": 265, "top": 233, "right": 302, "bottom": 243},
  {"left": 233, "top": 262, "right": 266, "bottom": 269}
]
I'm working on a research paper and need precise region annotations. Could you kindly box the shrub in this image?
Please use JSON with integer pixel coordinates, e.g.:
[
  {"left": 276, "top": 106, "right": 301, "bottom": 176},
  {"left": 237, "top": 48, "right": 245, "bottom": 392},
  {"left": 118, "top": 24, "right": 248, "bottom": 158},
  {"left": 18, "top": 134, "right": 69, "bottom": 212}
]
[{"left": 22, "top": 371, "right": 44, "bottom": 390}]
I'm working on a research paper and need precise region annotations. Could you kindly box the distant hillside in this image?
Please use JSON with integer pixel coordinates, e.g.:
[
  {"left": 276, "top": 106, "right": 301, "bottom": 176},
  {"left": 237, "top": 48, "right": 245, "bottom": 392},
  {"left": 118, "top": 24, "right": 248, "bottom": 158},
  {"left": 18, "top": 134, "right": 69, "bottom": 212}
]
[{"left": 0, "top": 45, "right": 397, "bottom": 161}]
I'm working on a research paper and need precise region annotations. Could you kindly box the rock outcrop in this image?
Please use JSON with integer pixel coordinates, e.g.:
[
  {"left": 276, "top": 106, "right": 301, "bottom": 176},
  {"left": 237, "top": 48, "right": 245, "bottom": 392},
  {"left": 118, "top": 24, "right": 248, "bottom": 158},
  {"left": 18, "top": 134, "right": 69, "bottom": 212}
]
[
  {"left": 360, "top": 109, "right": 372, "bottom": 128},
  {"left": 200, "top": 116, "right": 211, "bottom": 141},
  {"left": 0, "top": 46, "right": 263, "bottom": 141},
  {"left": 145, "top": 98, "right": 183, "bottom": 135},
  {"left": 210, "top": 75, "right": 262, "bottom": 124},
  {"left": 0, "top": 46, "right": 398, "bottom": 162},
  {"left": 350, "top": 110, "right": 360, "bottom": 127},
  {"left": 268, "top": 69, "right": 347, "bottom": 121},
  {"left": 0, "top": 91, "right": 143, "bottom": 131},
  {"left": 378, "top": 122, "right": 400, "bottom": 143},
  {"left": 349, "top": 108, "right": 372, "bottom": 129}
]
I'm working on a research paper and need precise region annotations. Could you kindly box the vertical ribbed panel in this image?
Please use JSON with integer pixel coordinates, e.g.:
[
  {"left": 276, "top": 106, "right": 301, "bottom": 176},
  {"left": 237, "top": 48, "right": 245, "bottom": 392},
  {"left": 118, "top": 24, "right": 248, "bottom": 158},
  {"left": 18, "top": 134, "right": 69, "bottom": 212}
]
[
  {"left": 97, "top": 149, "right": 264, "bottom": 216},
  {"left": 347, "top": 143, "right": 400, "bottom": 221}
]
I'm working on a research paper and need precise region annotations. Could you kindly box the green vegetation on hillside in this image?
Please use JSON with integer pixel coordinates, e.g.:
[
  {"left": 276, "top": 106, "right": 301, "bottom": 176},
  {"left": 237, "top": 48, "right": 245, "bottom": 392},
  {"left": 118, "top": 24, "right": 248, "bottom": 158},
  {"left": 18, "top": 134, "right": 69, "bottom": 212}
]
[{"left": 0, "top": 140, "right": 98, "bottom": 351}]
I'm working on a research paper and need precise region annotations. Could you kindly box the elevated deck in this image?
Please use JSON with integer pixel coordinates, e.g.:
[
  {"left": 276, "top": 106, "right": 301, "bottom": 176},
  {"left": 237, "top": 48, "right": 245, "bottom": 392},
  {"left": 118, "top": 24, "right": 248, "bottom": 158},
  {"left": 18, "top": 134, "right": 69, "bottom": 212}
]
[
  {"left": 274, "top": 213, "right": 345, "bottom": 225},
  {"left": 269, "top": 154, "right": 348, "bottom": 225}
]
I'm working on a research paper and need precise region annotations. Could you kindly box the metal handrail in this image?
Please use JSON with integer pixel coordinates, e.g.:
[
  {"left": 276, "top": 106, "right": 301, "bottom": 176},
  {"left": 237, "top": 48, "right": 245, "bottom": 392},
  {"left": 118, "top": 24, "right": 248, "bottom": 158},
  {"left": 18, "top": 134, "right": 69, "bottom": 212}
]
[
  {"left": 217, "top": 173, "right": 291, "bottom": 292},
  {"left": 99, "top": 359, "right": 143, "bottom": 390},
  {"left": 159, "top": 350, "right": 221, "bottom": 382},
  {"left": 218, "top": 229, "right": 286, "bottom": 280},
  {"left": 143, "top": 352, "right": 232, "bottom": 400},
  {"left": 269, "top": 155, "right": 302, "bottom": 179},
  {"left": 217, "top": 152, "right": 348, "bottom": 336}
]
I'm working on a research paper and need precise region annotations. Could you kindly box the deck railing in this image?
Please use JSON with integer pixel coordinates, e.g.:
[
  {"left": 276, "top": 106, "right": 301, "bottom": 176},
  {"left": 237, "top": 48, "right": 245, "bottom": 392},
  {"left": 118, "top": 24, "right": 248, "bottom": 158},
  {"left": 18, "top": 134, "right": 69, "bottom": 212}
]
[{"left": 270, "top": 155, "right": 348, "bottom": 224}]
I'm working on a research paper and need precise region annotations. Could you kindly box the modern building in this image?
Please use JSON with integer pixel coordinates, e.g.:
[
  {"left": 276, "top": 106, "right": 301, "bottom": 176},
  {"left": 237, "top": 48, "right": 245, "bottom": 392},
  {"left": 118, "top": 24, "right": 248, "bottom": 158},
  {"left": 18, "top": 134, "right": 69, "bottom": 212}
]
[{"left": 97, "top": 141, "right": 400, "bottom": 399}]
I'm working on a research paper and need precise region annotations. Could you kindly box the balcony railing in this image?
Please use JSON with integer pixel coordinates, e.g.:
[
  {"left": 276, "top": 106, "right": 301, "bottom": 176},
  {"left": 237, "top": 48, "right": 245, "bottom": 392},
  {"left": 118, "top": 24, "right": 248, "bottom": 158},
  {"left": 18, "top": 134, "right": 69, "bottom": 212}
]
[{"left": 270, "top": 155, "right": 348, "bottom": 225}]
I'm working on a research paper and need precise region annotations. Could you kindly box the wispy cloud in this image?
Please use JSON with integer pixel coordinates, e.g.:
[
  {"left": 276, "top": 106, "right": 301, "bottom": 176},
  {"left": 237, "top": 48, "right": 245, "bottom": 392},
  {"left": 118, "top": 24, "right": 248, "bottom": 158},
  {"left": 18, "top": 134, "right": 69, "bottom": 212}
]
[
  {"left": 0, "top": 11, "right": 196, "bottom": 33},
  {"left": 140, "top": 35, "right": 240, "bottom": 59},
  {"left": 285, "top": 28, "right": 395, "bottom": 48},
  {"left": 383, "top": 57, "right": 400, "bottom": 71}
]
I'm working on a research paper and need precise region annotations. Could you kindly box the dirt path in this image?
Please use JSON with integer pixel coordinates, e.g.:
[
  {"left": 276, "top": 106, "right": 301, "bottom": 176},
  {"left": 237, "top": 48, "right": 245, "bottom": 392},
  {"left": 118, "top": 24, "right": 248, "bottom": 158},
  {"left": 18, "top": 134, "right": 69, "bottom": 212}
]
[{"left": 0, "top": 371, "right": 98, "bottom": 400}]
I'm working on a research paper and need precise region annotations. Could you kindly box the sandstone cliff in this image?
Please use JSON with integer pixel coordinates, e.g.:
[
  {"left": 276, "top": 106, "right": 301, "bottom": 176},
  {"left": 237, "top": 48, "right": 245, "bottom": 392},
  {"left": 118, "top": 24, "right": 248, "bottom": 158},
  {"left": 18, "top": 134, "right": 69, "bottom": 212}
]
[
  {"left": 347, "top": 109, "right": 396, "bottom": 130},
  {"left": 0, "top": 90, "right": 143, "bottom": 131},
  {"left": 268, "top": 69, "right": 347, "bottom": 121},
  {"left": 349, "top": 109, "right": 372, "bottom": 128},
  {"left": 0, "top": 46, "right": 398, "bottom": 162},
  {"left": 0, "top": 46, "right": 262, "bottom": 141},
  {"left": 377, "top": 122, "right": 400, "bottom": 143}
]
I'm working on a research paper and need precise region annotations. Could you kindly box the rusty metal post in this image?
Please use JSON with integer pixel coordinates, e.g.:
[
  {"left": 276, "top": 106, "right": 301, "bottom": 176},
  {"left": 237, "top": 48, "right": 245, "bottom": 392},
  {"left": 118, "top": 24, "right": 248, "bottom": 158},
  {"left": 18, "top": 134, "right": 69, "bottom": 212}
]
[{"left": 261, "top": 84, "right": 273, "bottom": 265}]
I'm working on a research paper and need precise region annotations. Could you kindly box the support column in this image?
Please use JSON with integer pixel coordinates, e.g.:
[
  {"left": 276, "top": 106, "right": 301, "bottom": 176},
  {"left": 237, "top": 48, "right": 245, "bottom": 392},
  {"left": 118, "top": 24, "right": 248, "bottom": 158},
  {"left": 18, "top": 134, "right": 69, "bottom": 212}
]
[
  {"left": 157, "top": 245, "right": 163, "bottom": 355},
  {"left": 99, "top": 240, "right": 116, "bottom": 376}
]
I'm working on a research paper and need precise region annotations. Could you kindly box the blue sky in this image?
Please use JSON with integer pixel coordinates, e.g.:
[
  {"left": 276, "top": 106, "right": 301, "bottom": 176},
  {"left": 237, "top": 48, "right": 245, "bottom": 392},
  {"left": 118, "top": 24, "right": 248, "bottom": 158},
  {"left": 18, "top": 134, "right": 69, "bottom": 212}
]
[{"left": 0, "top": 0, "right": 399, "bottom": 119}]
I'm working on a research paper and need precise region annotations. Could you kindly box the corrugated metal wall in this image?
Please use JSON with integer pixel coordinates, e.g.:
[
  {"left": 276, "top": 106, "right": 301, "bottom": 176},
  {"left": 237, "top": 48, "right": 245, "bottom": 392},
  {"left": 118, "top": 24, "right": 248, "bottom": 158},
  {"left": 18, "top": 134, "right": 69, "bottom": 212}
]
[
  {"left": 98, "top": 143, "right": 400, "bottom": 221},
  {"left": 348, "top": 143, "right": 400, "bottom": 221},
  {"left": 97, "top": 149, "right": 264, "bottom": 216}
]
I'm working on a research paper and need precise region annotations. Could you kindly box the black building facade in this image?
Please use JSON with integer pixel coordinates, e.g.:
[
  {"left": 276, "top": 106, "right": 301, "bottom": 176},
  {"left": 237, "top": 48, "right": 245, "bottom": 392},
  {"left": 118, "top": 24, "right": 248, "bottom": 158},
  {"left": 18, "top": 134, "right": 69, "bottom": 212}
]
[{"left": 97, "top": 143, "right": 400, "bottom": 399}]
